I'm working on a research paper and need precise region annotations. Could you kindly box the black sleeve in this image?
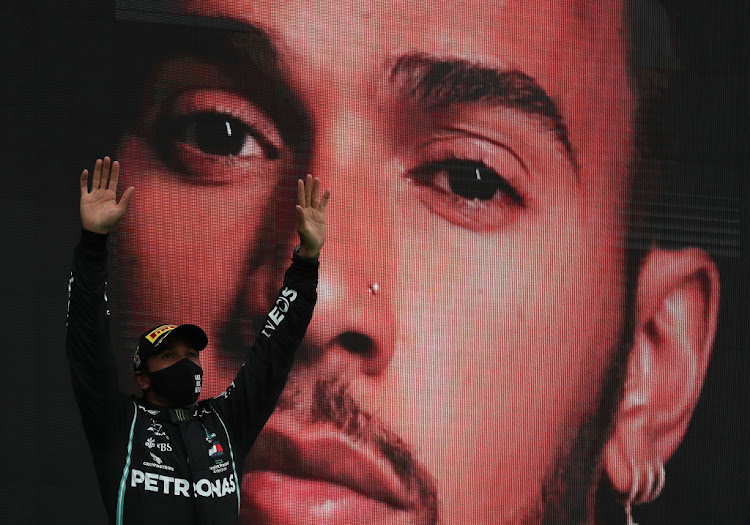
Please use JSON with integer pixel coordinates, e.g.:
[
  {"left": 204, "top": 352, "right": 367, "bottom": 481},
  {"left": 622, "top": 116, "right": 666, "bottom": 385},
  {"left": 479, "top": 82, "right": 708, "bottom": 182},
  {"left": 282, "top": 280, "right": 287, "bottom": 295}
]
[
  {"left": 210, "top": 251, "right": 319, "bottom": 457},
  {"left": 65, "top": 229, "right": 132, "bottom": 444}
]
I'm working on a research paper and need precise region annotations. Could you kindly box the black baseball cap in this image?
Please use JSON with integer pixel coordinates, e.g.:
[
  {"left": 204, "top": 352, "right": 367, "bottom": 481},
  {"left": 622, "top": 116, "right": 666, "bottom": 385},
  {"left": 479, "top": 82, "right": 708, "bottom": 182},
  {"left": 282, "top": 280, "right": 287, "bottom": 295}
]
[{"left": 133, "top": 324, "right": 208, "bottom": 371}]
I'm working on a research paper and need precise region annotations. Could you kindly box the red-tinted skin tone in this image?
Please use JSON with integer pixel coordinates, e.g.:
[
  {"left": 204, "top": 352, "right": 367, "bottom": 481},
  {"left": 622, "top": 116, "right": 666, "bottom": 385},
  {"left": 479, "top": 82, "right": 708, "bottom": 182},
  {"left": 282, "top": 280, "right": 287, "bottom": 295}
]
[{"left": 113, "top": 1, "right": 715, "bottom": 523}]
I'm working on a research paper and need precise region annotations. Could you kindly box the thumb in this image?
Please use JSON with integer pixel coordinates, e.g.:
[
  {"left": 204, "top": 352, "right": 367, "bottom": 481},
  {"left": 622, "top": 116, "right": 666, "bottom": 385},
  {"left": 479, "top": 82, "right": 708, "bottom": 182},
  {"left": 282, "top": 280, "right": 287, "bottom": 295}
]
[{"left": 119, "top": 186, "right": 135, "bottom": 211}]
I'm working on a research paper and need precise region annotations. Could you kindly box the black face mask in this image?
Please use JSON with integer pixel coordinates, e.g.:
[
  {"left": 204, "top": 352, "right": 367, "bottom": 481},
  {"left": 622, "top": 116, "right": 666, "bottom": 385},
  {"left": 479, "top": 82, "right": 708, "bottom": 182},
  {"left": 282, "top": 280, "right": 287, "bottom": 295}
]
[{"left": 148, "top": 358, "right": 203, "bottom": 407}]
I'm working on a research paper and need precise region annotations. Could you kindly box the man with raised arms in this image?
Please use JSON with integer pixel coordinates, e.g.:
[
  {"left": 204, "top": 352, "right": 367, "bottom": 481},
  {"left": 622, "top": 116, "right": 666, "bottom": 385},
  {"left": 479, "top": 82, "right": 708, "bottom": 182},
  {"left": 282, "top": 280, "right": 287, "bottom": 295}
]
[{"left": 66, "top": 156, "right": 329, "bottom": 524}]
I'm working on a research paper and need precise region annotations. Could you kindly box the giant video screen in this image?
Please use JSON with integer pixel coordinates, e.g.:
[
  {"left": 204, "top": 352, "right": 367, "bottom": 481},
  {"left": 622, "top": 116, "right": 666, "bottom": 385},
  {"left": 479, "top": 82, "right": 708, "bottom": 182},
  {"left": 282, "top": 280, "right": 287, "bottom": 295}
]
[
  {"left": 108, "top": 1, "right": 744, "bottom": 523},
  {"left": 4, "top": 1, "right": 745, "bottom": 524}
]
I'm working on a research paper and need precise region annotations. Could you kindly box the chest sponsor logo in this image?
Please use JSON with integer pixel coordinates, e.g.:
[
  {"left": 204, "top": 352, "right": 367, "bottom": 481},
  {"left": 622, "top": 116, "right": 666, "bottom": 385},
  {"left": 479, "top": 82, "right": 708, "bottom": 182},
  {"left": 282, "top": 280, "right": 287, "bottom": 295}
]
[
  {"left": 145, "top": 437, "right": 172, "bottom": 452},
  {"left": 143, "top": 451, "right": 174, "bottom": 472},
  {"left": 209, "top": 460, "right": 228, "bottom": 475},
  {"left": 147, "top": 421, "right": 169, "bottom": 439},
  {"left": 130, "top": 469, "right": 236, "bottom": 498}
]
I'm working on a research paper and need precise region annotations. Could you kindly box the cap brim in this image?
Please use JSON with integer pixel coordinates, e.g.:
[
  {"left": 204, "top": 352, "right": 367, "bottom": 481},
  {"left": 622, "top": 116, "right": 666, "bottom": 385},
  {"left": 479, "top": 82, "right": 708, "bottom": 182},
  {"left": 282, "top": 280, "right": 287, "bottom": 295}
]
[{"left": 161, "top": 324, "right": 209, "bottom": 351}]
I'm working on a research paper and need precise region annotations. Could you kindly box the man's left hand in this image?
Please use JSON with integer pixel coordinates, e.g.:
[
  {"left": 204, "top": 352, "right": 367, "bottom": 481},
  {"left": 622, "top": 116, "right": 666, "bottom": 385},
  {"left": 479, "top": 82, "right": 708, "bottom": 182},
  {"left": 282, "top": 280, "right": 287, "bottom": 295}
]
[{"left": 296, "top": 174, "right": 331, "bottom": 257}]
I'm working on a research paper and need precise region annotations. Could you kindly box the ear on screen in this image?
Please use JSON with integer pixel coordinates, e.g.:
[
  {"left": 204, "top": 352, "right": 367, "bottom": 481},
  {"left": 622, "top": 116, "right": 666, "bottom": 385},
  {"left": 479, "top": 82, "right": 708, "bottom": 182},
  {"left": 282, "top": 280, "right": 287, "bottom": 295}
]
[{"left": 603, "top": 247, "right": 720, "bottom": 509}]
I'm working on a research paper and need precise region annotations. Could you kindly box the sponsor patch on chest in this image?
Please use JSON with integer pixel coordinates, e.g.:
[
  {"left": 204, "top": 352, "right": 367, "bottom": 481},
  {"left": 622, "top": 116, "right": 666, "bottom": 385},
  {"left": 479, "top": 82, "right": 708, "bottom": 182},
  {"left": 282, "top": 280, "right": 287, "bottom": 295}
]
[{"left": 130, "top": 469, "right": 236, "bottom": 498}]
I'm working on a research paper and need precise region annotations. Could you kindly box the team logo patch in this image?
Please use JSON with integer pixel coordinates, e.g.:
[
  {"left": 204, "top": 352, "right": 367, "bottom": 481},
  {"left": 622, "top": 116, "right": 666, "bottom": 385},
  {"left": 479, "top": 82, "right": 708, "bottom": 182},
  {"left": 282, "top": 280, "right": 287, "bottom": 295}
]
[{"left": 208, "top": 440, "right": 224, "bottom": 458}]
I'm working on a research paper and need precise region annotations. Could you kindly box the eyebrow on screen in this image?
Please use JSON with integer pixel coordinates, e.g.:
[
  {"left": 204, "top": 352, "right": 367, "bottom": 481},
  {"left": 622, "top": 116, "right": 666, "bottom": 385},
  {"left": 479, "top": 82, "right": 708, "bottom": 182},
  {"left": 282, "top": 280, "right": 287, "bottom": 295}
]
[
  {"left": 390, "top": 53, "right": 579, "bottom": 171},
  {"left": 120, "top": 14, "right": 280, "bottom": 74}
]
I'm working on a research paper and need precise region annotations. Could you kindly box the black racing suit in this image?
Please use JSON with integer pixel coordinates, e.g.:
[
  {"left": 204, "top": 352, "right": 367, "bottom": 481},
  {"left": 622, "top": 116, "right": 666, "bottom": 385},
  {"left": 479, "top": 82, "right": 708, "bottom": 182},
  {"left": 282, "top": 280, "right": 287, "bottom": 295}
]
[{"left": 65, "top": 229, "right": 318, "bottom": 524}]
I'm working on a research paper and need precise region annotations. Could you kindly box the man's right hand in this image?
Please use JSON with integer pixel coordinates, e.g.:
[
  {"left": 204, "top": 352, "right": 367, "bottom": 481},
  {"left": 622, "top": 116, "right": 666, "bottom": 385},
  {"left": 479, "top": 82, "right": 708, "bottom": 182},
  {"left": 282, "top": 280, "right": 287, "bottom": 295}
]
[{"left": 80, "top": 157, "right": 134, "bottom": 234}]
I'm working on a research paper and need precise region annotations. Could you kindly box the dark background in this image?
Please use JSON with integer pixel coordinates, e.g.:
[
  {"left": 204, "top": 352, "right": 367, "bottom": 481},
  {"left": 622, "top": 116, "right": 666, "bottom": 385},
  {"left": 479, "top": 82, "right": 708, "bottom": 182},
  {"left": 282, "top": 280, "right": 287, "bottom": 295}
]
[{"left": 0, "top": 0, "right": 747, "bottom": 523}]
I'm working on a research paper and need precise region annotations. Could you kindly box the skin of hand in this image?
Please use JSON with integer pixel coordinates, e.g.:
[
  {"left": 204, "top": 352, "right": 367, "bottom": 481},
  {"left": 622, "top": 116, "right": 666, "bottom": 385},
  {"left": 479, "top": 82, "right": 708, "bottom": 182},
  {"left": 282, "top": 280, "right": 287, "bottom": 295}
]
[
  {"left": 295, "top": 174, "right": 331, "bottom": 257},
  {"left": 80, "top": 156, "right": 135, "bottom": 234},
  {"left": 81, "top": 159, "right": 330, "bottom": 249}
]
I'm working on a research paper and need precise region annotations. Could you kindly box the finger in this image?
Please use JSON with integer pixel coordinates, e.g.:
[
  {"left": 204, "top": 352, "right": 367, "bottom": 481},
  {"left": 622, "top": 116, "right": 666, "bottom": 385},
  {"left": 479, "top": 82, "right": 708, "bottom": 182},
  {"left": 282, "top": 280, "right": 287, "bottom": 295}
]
[
  {"left": 295, "top": 205, "right": 305, "bottom": 228},
  {"left": 297, "top": 178, "right": 306, "bottom": 208},
  {"left": 319, "top": 189, "right": 331, "bottom": 213},
  {"left": 118, "top": 186, "right": 135, "bottom": 211},
  {"left": 92, "top": 158, "right": 103, "bottom": 189},
  {"left": 109, "top": 160, "right": 120, "bottom": 193},
  {"left": 101, "top": 156, "right": 111, "bottom": 189},
  {"left": 305, "top": 173, "right": 313, "bottom": 207},
  {"left": 311, "top": 176, "right": 321, "bottom": 209},
  {"left": 80, "top": 169, "right": 89, "bottom": 194}
]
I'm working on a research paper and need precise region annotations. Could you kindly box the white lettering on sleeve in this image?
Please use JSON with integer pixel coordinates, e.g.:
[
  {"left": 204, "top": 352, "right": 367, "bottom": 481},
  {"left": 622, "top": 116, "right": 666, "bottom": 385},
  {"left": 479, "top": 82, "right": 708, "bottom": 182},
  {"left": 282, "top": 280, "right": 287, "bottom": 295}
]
[
  {"left": 261, "top": 321, "right": 275, "bottom": 337},
  {"left": 268, "top": 306, "right": 285, "bottom": 325}
]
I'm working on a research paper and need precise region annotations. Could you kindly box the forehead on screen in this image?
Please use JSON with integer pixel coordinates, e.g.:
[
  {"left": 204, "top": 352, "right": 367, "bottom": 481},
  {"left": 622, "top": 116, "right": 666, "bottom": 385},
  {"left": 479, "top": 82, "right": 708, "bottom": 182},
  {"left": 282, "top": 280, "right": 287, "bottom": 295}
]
[
  {"left": 120, "top": 0, "right": 628, "bottom": 67},
  {"left": 120, "top": 2, "right": 629, "bottom": 140}
]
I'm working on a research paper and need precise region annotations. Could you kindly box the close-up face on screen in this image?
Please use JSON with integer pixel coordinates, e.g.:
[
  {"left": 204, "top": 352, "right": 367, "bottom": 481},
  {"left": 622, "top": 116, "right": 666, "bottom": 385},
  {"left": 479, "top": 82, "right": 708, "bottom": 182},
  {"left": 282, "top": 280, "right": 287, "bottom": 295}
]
[{"left": 107, "top": 0, "right": 721, "bottom": 523}]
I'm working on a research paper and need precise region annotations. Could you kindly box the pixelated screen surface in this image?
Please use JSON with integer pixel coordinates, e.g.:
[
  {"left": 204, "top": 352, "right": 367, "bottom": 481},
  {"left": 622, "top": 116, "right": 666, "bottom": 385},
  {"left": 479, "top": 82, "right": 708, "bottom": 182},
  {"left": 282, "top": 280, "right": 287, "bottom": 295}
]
[{"left": 2, "top": 1, "right": 746, "bottom": 524}]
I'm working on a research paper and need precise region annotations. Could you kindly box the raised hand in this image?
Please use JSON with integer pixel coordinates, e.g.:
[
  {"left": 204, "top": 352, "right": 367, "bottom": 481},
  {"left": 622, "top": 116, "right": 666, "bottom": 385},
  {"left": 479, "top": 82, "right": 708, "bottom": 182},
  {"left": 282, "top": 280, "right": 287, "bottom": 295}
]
[
  {"left": 80, "top": 157, "right": 134, "bottom": 234},
  {"left": 295, "top": 174, "right": 331, "bottom": 257}
]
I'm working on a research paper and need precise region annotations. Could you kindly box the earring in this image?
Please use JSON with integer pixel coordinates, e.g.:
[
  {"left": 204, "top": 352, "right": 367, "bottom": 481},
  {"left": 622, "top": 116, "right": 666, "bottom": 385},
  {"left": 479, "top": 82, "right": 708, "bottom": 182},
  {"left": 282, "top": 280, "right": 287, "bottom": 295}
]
[
  {"left": 624, "top": 461, "right": 639, "bottom": 525},
  {"left": 644, "top": 460, "right": 666, "bottom": 503},
  {"left": 623, "top": 459, "right": 666, "bottom": 525}
]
